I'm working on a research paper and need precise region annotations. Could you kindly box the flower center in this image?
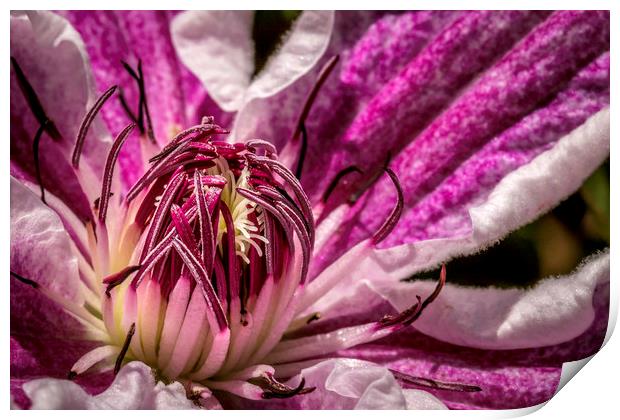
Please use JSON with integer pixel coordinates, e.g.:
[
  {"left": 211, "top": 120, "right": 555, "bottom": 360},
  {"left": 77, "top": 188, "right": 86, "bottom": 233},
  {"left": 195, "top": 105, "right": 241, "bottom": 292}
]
[{"left": 97, "top": 119, "right": 314, "bottom": 383}]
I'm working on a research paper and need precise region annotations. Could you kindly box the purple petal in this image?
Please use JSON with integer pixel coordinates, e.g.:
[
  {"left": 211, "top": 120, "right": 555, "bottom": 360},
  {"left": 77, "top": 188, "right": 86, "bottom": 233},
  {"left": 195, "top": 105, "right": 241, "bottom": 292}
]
[{"left": 60, "top": 11, "right": 213, "bottom": 188}]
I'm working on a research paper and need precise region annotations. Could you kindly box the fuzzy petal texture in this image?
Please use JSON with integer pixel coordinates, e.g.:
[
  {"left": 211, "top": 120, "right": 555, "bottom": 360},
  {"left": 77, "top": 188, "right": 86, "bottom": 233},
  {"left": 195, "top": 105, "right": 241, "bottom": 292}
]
[
  {"left": 231, "top": 11, "right": 335, "bottom": 140},
  {"left": 308, "top": 250, "right": 608, "bottom": 350},
  {"left": 337, "top": 278, "right": 609, "bottom": 410},
  {"left": 308, "top": 11, "right": 609, "bottom": 276},
  {"left": 171, "top": 11, "right": 254, "bottom": 112},
  {"left": 22, "top": 362, "right": 196, "bottom": 409},
  {"left": 363, "top": 108, "right": 609, "bottom": 278}
]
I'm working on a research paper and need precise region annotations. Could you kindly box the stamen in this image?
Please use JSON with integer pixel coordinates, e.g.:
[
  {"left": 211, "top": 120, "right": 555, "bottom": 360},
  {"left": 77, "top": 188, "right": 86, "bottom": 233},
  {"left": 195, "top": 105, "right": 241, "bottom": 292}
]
[
  {"left": 32, "top": 120, "right": 49, "bottom": 203},
  {"left": 171, "top": 238, "right": 228, "bottom": 331},
  {"left": 10, "top": 271, "right": 39, "bottom": 289},
  {"left": 114, "top": 323, "right": 136, "bottom": 375},
  {"left": 390, "top": 369, "right": 481, "bottom": 393},
  {"left": 93, "top": 193, "right": 114, "bottom": 211},
  {"left": 348, "top": 153, "right": 390, "bottom": 204},
  {"left": 103, "top": 265, "right": 140, "bottom": 297},
  {"left": 371, "top": 167, "right": 403, "bottom": 244},
  {"left": 220, "top": 202, "right": 240, "bottom": 300},
  {"left": 321, "top": 165, "right": 363, "bottom": 203},
  {"left": 289, "top": 55, "right": 339, "bottom": 180},
  {"left": 72, "top": 85, "right": 117, "bottom": 168},
  {"left": 248, "top": 373, "right": 315, "bottom": 400},
  {"left": 291, "top": 56, "right": 340, "bottom": 141},
  {"left": 194, "top": 171, "right": 215, "bottom": 273},
  {"left": 380, "top": 265, "right": 446, "bottom": 327},
  {"left": 98, "top": 123, "right": 136, "bottom": 223},
  {"left": 10, "top": 57, "right": 61, "bottom": 140}
]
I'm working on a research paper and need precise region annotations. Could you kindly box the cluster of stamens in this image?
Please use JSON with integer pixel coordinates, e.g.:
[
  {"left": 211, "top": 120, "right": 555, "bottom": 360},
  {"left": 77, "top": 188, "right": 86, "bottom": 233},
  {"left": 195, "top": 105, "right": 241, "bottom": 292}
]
[{"left": 96, "top": 118, "right": 314, "bottom": 387}]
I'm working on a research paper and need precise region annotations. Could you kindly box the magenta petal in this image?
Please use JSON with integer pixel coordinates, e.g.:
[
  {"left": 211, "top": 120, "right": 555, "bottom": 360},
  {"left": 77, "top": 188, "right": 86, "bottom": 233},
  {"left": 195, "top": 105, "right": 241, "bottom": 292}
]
[
  {"left": 341, "top": 11, "right": 460, "bottom": 96},
  {"left": 60, "top": 11, "right": 221, "bottom": 188},
  {"left": 312, "top": 11, "right": 609, "bottom": 274}
]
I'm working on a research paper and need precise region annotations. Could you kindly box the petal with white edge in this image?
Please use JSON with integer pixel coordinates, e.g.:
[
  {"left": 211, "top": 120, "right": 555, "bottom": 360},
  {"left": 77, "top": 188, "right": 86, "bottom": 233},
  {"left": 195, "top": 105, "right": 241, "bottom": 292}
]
[
  {"left": 306, "top": 250, "right": 608, "bottom": 350},
  {"left": 245, "top": 11, "right": 335, "bottom": 101},
  {"left": 23, "top": 362, "right": 197, "bottom": 409},
  {"left": 230, "top": 11, "right": 335, "bottom": 140},
  {"left": 171, "top": 11, "right": 255, "bottom": 112},
  {"left": 361, "top": 108, "right": 610, "bottom": 278}
]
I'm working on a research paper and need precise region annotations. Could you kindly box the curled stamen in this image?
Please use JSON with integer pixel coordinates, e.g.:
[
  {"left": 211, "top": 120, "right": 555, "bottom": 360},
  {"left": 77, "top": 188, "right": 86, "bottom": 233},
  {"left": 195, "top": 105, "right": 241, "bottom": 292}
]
[
  {"left": 114, "top": 323, "right": 136, "bottom": 375},
  {"left": 10, "top": 271, "right": 39, "bottom": 289},
  {"left": 349, "top": 153, "right": 391, "bottom": 204},
  {"left": 390, "top": 369, "right": 481, "bottom": 393},
  {"left": 72, "top": 85, "right": 117, "bottom": 168},
  {"left": 32, "top": 120, "right": 49, "bottom": 204},
  {"left": 321, "top": 165, "right": 363, "bottom": 203},
  {"left": 291, "top": 55, "right": 340, "bottom": 142},
  {"left": 371, "top": 167, "right": 403, "bottom": 245},
  {"left": 103, "top": 265, "right": 141, "bottom": 297},
  {"left": 380, "top": 265, "right": 446, "bottom": 328},
  {"left": 10, "top": 56, "right": 61, "bottom": 140},
  {"left": 289, "top": 55, "right": 339, "bottom": 180},
  {"left": 99, "top": 123, "right": 136, "bottom": 223},
  {"left": 248, "top": 373, "right": 315, "bottom": 400}
]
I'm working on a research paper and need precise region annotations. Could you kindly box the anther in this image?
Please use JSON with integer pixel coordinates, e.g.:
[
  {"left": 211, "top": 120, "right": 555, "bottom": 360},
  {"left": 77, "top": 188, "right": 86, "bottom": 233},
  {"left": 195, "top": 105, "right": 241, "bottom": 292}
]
[
  {"left": 249, "top": 373, "right": 316, "bottom": 400},
  {"left": 380, "top": 265, "right": 446, "bottom": 328},
  {"left": 390, "top": 369, "right": 481, "bottom": 393},
  {"left": 348, "top": 153, "right": 391, "bottom": 205},
  {"left": 72, "top": 85, "right": 117, "bottom": 168},
  {"left": 98, "top": 123, "right": 136, "bottom": 223},
  {"left": 371, "top": 167, "right": 403, "bottom": 245},
  {"left": 120, "top": 59, "right": 156, "bottom": 143},
  {"left": 103, "top": 265, "right": 141, "bottom": 297},
  {"left": 114, "top": 323, "right": 136, "bottom": 375}
]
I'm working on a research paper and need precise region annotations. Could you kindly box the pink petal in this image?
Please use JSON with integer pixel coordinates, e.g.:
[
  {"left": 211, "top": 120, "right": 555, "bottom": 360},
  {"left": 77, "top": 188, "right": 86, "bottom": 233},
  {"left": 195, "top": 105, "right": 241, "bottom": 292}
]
[
  {"left": 10, "top": 177, "right": 82, "bottom": 302},
  {"left": 338, "top": 280, "right": 608, "bottom": 409},
  {"left": 363, "top": 109, "right": 609, "bottom": 278},
  {"left": 10, "top": 11, "right": 112, "bottom": 215}
]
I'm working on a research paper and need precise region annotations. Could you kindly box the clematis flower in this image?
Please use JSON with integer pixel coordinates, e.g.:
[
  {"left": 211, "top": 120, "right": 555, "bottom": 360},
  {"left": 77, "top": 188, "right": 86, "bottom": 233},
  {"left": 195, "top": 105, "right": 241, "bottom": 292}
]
[{"left": 10, "top": 10, "right": 610, "bottom": 410}]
